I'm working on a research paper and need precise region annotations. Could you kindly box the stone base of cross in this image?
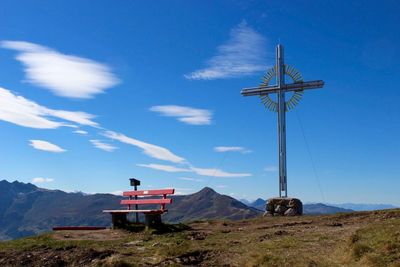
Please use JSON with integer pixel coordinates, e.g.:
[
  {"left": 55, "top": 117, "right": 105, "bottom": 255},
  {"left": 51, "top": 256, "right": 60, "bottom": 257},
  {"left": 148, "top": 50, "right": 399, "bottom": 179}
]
[{"left": 264, "top": 197, "right": 303, "bottom": 216}]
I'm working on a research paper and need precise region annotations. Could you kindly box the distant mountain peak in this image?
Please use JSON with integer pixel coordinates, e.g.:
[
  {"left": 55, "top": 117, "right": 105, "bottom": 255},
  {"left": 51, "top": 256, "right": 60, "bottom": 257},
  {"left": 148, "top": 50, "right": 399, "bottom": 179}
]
[
  {"left": 0, "top": 179, "right": 37, "bottom": 193},
  {"left": 197, "top": 187, "right": 217, "bottom": 195}
]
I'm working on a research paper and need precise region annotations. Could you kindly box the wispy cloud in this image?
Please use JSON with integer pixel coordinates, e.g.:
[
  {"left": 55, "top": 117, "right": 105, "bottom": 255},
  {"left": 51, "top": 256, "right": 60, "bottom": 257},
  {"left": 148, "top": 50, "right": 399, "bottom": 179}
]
[
  {"left": 150, "top": 105, "right": 212, "bottom": 125},
  {"left": 185, "top": 21, "right": 267, "bottom": 80},
  {"left": 1, "top": 41, "right": 119, "bottom": 99},
  {"left": 214, "top": 146, "right": 251, "bottom": 154},
  {"left": 90, "top": 139, "right": 117, "bottom": 152},
  {"left": 264, "top": 165, "right": 278, "bottom": 172},
  {"left": 137, "top": 162, "right": 251, "bottom": 178},
  {"left": 137, "top": 163, "right": 191, "bottom": 173},
  {"left": 190, "top": 167, "right": 251, "bottom": 178},
  {"left": 74, "top": 130, "right": 88, "bottom": 135},
  {"left": 32, "top": 177, "right": 54, "bottom": 183},
  {"left": 103, "top": 130, "right": 185, "bottom": 163},
  {"left": 173, "top": 188, "right": 195, "bottom": 195},
  {"left": 178, "top": 177, "right": 204, "bottom": 182},
  {"left": 29, "top": 140, "right": 66, "bottom": 153},
  {"left": 0, "top": 87, "right": 98, "bottom": 129}
]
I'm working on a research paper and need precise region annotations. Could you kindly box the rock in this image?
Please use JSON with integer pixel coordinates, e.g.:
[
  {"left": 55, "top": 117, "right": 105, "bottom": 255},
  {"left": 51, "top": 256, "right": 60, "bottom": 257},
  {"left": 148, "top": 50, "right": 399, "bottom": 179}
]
[
  {"left": 266, "top": 197, "right": 303, "bottom": 216},
  {"left": 284, "top": 208, "right": 298, "bottom": 216},
  {"left": 124, "top": 240, "right": 142, "bottom": 246},
  {"left": 187, "top": 232, "right": 207, "bottom": 240},
  {"left": 275, "top": 204, "right": 287, "bottom": 214},
  {"left": 263, "top": 211, "right": 273, "bottom": 217},
  {"left": 274, "top": 230, "right": 288, "bottom": 236}
]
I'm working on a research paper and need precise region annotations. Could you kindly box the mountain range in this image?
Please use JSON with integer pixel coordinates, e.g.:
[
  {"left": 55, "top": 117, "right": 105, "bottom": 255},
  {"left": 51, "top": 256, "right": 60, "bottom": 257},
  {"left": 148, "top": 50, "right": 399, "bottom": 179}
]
[
  {"left": 243, "top": 199, "right": 397, "bottom": 214},
  {"left": 0, "top": 180, "right": 261, "bottom": 240},
  {"left": 245, "top": 198, "right": 354, "bottom": 215},
  {"left": 323, "top": 203, "right": 398, "bottom": 211},
  {"left": 1, "top": 179, "right": 393, "bottom": 241}
]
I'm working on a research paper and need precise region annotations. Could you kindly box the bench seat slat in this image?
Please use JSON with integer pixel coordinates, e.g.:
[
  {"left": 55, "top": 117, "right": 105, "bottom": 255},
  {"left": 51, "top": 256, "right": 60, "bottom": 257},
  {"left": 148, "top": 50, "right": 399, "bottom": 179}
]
[
  {"left": 120, "top": 198, "right": 172, "bottom": 205},
  {"left": 103, "top": 209, "right": 166, "bottom": 215},
  {"left": 122, "top": 188, "right": 174, "bottom": 197},
  {"left": 103, "top": 209, "right": 162, "bottom": 213}
]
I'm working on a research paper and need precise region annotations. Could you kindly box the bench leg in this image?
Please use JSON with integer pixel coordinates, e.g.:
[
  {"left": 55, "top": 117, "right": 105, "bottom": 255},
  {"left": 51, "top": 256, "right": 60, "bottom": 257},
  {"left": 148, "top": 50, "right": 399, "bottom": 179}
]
[
  {"left": 144, "top": 213, "right": 162, "bottom": 228},
  {"left": 111, "top": 213, "right": 128, "bottom": 229}
]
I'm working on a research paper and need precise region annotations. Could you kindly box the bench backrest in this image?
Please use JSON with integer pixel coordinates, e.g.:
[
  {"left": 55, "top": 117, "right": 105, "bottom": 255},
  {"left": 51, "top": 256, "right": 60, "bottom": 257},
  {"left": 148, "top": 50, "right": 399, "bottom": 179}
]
[
  {"left": 121, "top": 188, "right": 175, "bottom": 212},
  {"left": 122, "top": 189, "right": 174, "bottom": 197}
]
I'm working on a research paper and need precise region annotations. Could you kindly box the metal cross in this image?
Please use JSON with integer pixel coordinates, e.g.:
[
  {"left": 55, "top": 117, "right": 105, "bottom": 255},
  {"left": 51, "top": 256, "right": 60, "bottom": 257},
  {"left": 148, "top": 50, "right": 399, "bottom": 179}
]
[{"left": 241, "top": 44, "right": 324, "bottom": 198}]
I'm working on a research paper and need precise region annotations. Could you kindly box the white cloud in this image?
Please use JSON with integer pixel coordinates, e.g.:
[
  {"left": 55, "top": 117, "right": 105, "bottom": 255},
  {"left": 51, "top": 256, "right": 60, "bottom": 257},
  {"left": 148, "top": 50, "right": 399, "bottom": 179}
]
[
  {"left": 190, "top": 167, "right": 251, "bottom": 178},
  {"left": 1, "top": 40, "right": 119, "bottom": 99},
  {"left": 264, "top": 166, "right": 278, "bottom": 172},
  {"left": 136, "top": 161, "right": 251, "bottom": 178},
  {"left": 174, "top": 188, "right": 195, "bottom": 195},
  {"left": 216, "top": 185, "right": 227, "bottom": 188},
  {"left": 214, "top": 146, "right": 251, "bottom": 153},
  {"left": 29, "top": 140, "right": 66, "bottom": 153},
  {"left": 0, "top": 87, "right": 98, "bottom": 129},
  {"left": 32, "top": 177, "right": 54, "bottom": 183},
  {"left": 137, "top": 163, "right": 191, "bottom": 173},
  {"left": 178, "top": 177, "right": 204, "bottom": 182},
  {"left": 74, "top": 130, "right": 88, "bottom": 135},
  {"left": 150, "top": 105, "right": 212, "bottom": 125},
  {"left": 103, "top": 130, "right": 185, "bottom": 163},
  {"left": 90, "top": 139, "right": 117, "bottom": 152},
  {"left": 50, "top": 110, "right": 97, "bottom": 127},
  {"left": 185, "top": 21, "right": 268, "bottom": 80}
]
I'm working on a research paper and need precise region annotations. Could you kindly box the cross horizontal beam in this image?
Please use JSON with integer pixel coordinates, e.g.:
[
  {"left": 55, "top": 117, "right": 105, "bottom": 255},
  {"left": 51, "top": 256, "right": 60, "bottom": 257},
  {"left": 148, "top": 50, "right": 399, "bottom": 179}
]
[{"left": 241, "top": 80, "right": 324, "bottom": 97}]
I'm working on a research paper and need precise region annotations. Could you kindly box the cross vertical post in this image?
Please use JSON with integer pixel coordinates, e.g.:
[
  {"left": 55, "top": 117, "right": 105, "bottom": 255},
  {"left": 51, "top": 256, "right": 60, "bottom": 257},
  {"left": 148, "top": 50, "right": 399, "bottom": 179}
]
[
  {"left": 276, "top": 44, "right": 287, "bottom": 197},
  {"left": 241, "top": 44, "right": 324, "bottom": 201}
]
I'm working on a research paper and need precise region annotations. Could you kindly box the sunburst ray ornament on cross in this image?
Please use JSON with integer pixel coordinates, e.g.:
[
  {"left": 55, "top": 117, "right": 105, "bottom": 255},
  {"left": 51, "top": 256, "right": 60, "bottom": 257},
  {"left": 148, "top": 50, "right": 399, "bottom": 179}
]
[{"left": 260, "top": 65, "right": 304, "bottom": 112}]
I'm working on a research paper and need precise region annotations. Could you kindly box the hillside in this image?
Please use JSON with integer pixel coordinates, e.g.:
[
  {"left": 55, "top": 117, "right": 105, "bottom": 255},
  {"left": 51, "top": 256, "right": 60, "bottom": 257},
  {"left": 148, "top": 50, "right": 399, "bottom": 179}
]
[
  {"left": 164, "top": 187, "right": 261, "bottom": 222},
  {"left": 0, "top": 209, "right": 399, "bottom": 266},
  {"left": 303, "top": 203, "right": 353, "bottom": 214},
  {"left": 0, "top": 180, "right": 260, "bottom": 240},
  {"left": 0, "top": 180, "right": 121, "bottom": 240}
]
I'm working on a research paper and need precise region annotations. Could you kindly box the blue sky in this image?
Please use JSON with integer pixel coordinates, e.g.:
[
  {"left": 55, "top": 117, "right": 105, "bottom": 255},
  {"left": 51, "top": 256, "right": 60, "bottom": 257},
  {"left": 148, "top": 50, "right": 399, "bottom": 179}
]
[{"left": 0, "top": 1, "right": 399, "bottom": 205}]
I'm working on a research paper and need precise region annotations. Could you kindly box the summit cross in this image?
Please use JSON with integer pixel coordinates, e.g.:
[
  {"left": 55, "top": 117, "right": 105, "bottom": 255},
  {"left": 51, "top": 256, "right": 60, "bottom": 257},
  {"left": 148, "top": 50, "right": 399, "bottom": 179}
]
[{"left": 241, "top": 44, "right": 324, "bottom": 198}]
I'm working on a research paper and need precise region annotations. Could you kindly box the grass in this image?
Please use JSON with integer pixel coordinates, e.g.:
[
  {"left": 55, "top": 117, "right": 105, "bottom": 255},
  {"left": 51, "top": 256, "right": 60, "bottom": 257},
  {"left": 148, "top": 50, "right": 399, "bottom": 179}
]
[
  {"left": 344, "top": 219, "right": 400, "bottom": 266},
  {"left": 1, "top": 209, "right": 400, "bottom": 266}
]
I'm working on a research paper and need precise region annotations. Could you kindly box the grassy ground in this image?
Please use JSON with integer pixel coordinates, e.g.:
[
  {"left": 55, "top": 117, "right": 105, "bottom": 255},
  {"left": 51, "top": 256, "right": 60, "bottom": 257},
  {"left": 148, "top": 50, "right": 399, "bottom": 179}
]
[{"left": 0, "top": 209, "right": 400, "bottom": 266}]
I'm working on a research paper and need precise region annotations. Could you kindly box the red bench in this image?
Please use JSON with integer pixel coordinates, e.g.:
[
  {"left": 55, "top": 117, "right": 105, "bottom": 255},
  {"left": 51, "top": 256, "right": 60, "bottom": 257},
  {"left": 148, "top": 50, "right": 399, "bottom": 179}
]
[{"left": 103, "top": 188, "right": 175, "bottom": 227}]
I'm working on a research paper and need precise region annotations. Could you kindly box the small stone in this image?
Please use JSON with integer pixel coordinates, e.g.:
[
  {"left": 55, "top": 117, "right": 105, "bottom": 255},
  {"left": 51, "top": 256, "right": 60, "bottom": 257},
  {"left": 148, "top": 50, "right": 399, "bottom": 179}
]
[
  {"left": 274, "top": 230, "right": 288, "bottom": 236},
  {"left": 124, "top": 240, "right": 142, "bottom": 246},
  {"left": 263, "top": 211, "right": 273, "bottom": 217},
  {"left": 327, "top": 222, "right": 342, "bottom": 227},
  {"left": 284, "top": 208, "right": 298, "bottom": 216},
  {"left": 275, "top": 204, "right": 286, "bottom": 214}
]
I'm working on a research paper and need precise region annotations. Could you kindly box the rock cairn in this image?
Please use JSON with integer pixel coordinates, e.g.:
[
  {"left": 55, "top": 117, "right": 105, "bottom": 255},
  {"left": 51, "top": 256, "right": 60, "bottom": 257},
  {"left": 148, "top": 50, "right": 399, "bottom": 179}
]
[{"left": 264, "top": 197, "right": 303, "bottom": 216}]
